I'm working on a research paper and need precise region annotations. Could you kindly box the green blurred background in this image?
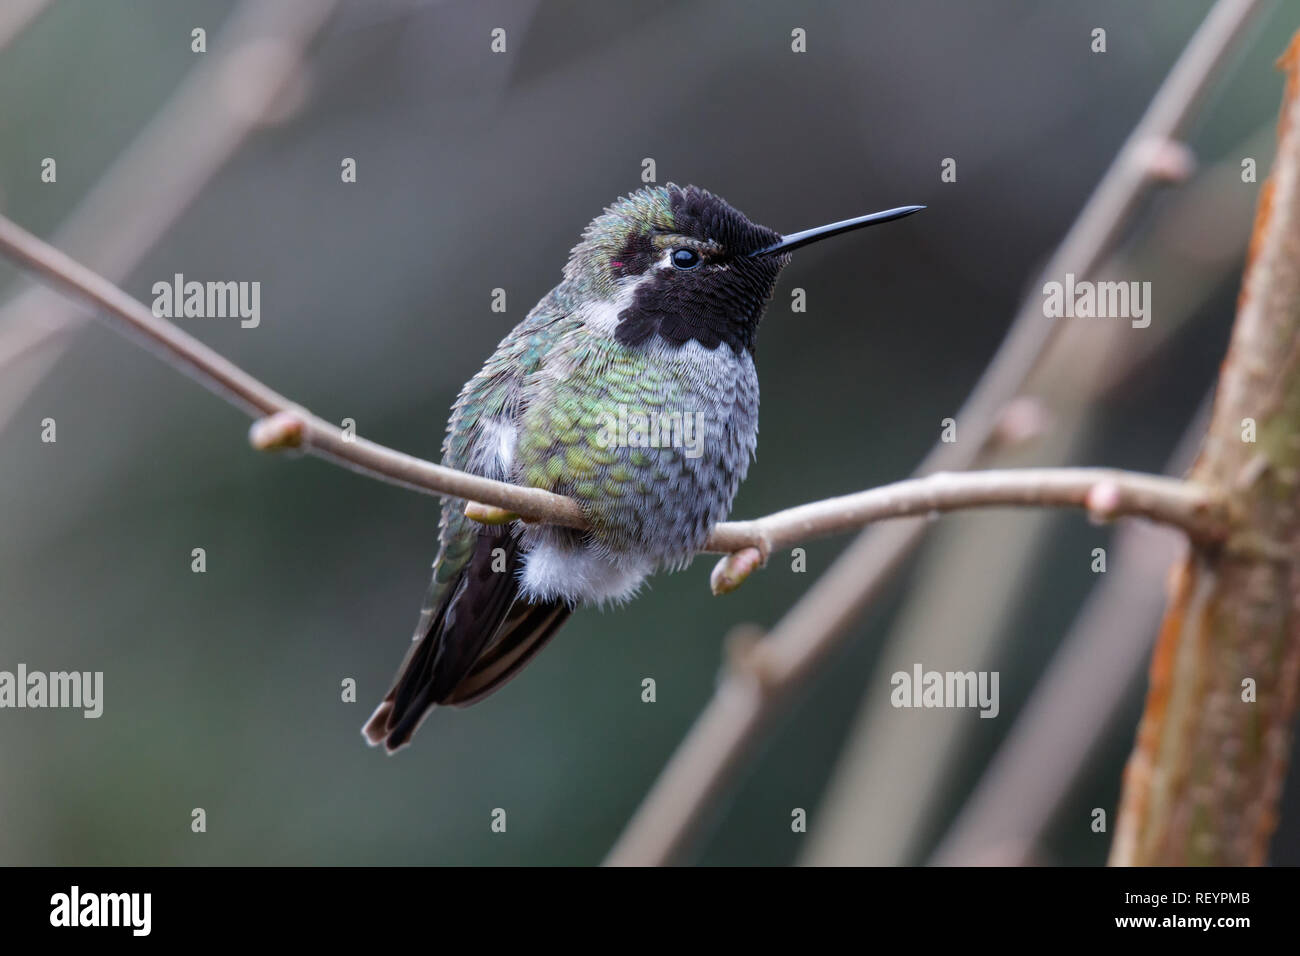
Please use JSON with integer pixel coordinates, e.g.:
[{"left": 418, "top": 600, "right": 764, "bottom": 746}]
[{"left": 1, "top": 0, "right": 1297, "bottom": 865}]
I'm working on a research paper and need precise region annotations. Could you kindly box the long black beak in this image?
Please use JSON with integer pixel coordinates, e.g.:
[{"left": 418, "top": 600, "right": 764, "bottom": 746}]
[{"left": 749, "top": 204, "right": 925, "bottom": 257}]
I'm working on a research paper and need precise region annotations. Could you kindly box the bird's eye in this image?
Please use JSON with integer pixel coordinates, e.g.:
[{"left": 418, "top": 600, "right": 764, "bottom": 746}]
[{"left": 670, "top": 248, "right": 701, "bottom": 270}]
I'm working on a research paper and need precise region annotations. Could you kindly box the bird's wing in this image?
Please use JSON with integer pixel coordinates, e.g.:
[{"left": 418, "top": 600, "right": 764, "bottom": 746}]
[{"left": 363, "top": 304, "right": 580, "bottom": 751}]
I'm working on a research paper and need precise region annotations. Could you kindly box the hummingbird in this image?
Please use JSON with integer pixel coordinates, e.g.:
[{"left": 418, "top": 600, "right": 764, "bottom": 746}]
[{"left": 364, "top": 184, "right": 922, "bottom": 752}]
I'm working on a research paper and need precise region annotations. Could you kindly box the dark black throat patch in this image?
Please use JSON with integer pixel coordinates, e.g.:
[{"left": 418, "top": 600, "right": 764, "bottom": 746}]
[
  {"left": 614, "top": 256, "right": 785, "bottom": 354},
  {"left": 614, "top": 186, "right": 785, "bottom": 354}
]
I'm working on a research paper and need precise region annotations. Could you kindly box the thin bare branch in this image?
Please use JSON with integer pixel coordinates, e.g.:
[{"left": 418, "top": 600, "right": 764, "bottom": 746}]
[
  {"left": 0, "top": 215, "right": 1223, "bottom": 558},
  {"left": 709, "top": 468, "right": 1223, "bottom": 554},
  {"left": 0, "top": 211, "right": 588, "bottom": 527}
]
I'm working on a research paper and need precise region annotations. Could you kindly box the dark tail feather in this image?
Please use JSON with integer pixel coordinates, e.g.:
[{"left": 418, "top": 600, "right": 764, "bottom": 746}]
[
  {"left": 442, "top": 599, "right": 572, "bottom": 706},
  {"left": 363, "top": 531, "right": 571, "bottom": 753}
]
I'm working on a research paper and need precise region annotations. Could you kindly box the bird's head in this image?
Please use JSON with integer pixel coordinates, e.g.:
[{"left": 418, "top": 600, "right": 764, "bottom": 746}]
[{"left": 562, "top": 183, "right": 921, "bottom": 354}]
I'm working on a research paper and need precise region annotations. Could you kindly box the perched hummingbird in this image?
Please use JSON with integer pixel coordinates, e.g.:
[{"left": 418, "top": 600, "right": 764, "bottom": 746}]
[{"left": 364, "top": 184, "right": 921, "bottom": 752}]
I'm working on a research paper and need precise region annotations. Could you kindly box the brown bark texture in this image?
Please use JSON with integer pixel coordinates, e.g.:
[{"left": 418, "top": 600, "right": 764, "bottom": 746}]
[{"left": 1112, "top": 33, "right": 1300, "bottom": 865}]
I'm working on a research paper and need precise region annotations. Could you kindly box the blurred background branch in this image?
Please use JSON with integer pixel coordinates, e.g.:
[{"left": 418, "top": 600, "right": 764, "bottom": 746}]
[
  {"left": 0, "top": 0, "right": 54, "bottom": 51},
  {"left": 605, "top": 0, "right": 1268, "bottom": 867},
  {"left": 931, "top": 393, "right": 1212, "bottom": 865},
  {"left": 810, "top": 126, "right": 1268, "bottom": 867},
  {"left": 0, "top": 0, "right": 339, "bottom": 431}
]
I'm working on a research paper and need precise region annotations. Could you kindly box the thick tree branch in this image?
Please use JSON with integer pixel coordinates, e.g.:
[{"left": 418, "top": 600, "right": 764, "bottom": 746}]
[{"left": 1111, "top": 28, "right": 1300, "bottom": 866}]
